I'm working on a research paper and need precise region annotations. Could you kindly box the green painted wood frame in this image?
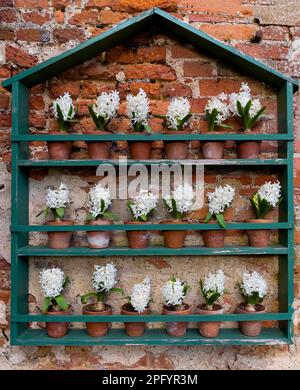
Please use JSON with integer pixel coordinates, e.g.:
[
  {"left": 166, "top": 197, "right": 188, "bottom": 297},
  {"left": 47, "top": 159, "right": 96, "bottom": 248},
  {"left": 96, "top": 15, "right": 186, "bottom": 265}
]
[{"left": 4, "top": 8, "right": 296, "bottom": 346}]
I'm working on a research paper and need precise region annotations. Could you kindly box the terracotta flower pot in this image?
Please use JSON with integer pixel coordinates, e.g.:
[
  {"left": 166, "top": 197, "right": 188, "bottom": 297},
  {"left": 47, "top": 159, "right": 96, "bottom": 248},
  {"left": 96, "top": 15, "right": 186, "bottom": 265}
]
[
  {"left": 46, "top": 220, "right": 74, "bottom": 249},
  {"left": 83, "top": 304, "right": 112, "bottom": 337},
  {"left": 202, "top": 229, "right": 225, "bottom": 248},
  {"left": 237, "top": 141, "right": 261, "bottom": 159},
  {"left": 246, "top": 219, "right": 272, "bottom": 247},
  {"left": 86, "top": 219, "right": 111, "bottom": 249},
  {"left": 121, "top": 303, "right": 150, "bottom": 337},
  {"left": 86, "top": 130, "right": 112, "bottom": 159},
  {"left": 163, "top": 303, "right": 192, "bottom": 337},
  {"left": 161, "top": 219, "right": 187, "bottom": 249},
  {"left": 237, "top": 303, "right": 266, "bottom": 337},
  {"left": 202, "top": 141, "right": 224, "bottom": 159},
  {"left": 195, "top": 304, "right": 223, "bottom": 338},
  {"left": 129, "top": 141, "right": 152, "bottom": 159},
  {"left": 125, "top": 221, "right": 149, "bottom": 248},
  {"left": 48, "top": 131, "right": 72, "bottom": 160},
  {"left": 45, "top": 309, "right": 69, "bottom": 338},
  {"left": 164, "top": 130, "right": 188, "bottom": 160}
]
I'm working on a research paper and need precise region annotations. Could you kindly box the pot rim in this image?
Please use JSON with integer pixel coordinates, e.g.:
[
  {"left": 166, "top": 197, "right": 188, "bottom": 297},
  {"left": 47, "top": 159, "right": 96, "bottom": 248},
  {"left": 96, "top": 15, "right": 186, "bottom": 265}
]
[
  {"left": 163, "top": 303, "right": 191, "bottom": 315},
  {"left": 245, "top": 218, "right": 274, "bottom": 223},
  {"left": 237, "top": 303, "right": 266, "bottom": 313},
  {"left": 195, "top": 303, "right": 223, "bottom": 313},
  {"left": 160, "top": 219, "right": 187, "bottom": 224},
  {"left": 125, "top": 220, "right": 150, "bottom": 225},
  {"left": 83, "top": 303, "right": 112, "bottom": 315},
  {"left": 121, "top": 303, "right": 150, "bottom": 315},
  {"left": 87, "top": 219, "right": 112, "bottom": 226},
  {"left": 46, "top": 219, "right": 75, "bottom": 225}
]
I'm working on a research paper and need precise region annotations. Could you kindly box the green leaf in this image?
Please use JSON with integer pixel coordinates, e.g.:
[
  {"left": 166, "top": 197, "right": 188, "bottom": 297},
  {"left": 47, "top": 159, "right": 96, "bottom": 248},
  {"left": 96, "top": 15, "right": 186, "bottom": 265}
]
[
  {"left": 109, "top": 287, "right": 124, "bottom": 296},
  {"left": 85, "top": 213, "right": 96, "bottom": 223},
  {"left": 42, "top": 297, "right": 52, "bottom": 313},
  {"left": 204, "top": 212, "right": 212, "bottom": 223},
  {"left": 178, "top": 113, "right": 192, "bottom": 130},
  {"left": 154, "top": 114, "right": 166, "bottom": 119},
  {"left": 243, "top": 100, "right": 252, "bottom": 122},
  {"left": 81, "top": 291, "right": 98, "bottom": 304},
  {"left": 248, "top": 106, "right": 266, "bottom": 129},
  {"left": 139, "top": 213, "right": 148, "bottom": 222},
  {"left": 36, "top": 208, "right": 47, "bottom": 218},
  {"left": 236, "top": 100, "right": 244, "bottom": 117},
  {"left": 102, "top": 211, "right": 119, "bottom": 221},
  {"left": 54, "top": 294, "right": 69, "bottom": 311},
  {"left": 215, "top": 213, "right": 226, "bottom": 228},
  {"left": 67, "top": 105, "right": 73, "bottom": 120},
  {"left": 63, "top": 276, "right": 69, "bottom": 289},
  {"left": 55, "top": 207, "right": 65, "bottom": 219},
  {"left": 100, "top": 198, "right": 106, "bottom": 213},
  {"left": 143, "top": 124, "right": 152, "bottom": 133},
  {"left": 218, "top": 123, "right": 233, "bottom": 129},
  {"left": 56, "top": 103, "right": 68, "bottom": 132},
  {"left": 206, "top": 292, "right": 221, "bottom": 306},
  {"left": 88, "top": 105, "right": 100, "bottom": 130}
]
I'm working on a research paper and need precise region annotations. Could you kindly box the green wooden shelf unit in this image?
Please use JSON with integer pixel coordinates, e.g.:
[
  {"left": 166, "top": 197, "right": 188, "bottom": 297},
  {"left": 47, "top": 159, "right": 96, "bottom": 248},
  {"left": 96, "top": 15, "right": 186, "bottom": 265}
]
[{"left": 3, "top": 8, "right": 297, "bottom": 346}]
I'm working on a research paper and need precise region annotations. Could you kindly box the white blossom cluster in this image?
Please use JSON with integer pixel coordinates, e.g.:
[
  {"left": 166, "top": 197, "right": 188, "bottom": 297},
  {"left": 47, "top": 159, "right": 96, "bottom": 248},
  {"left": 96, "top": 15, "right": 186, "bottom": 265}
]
[
  {"left": 241, "top": 271, "right": 267, "bottom": 299},
  {"left": 93, "top": 90, "right": 120, "bottom": 120},
  {"left": 46, "top": 182, "right": 70, "bottom": 210},
  {"left": 162, "top": 278, "right": 186, "bottom": 307},
  {"left": 88, "top": 183, "right": 112, "bottom": 218},
  {"left": 207, "top": 184, "right": 235, "bottom": 215},
  {"left": 257, "top": 181, "right": 281, "bottom": 208},
  {"left": 164, "top": 183, "right": 196, "bottom": 214},
  {"left": 39, "top": 268, "right": 65, "bottom": 298},
  {"left": 52, "top": 92, "right": 75, "bottom": 121},
  {"left": 129, "top": 190, "right": 158, "bottom": 219},
  {"left": 229, "top": 83, "right": 262, "bottom": 118},
  {"left": 205, "top": 93, "right": 230, "bottom": 125},
  {"left": 202, "top": 270, "right": 225, "bottom": 295},
  {"left": 166, "top": 97, "right": 190, "bottom": 130},
  {"left": 126, "top": 88, "right": 149, "bottom": 127},
  {"left": 92, "top": 263, "right": 117, "bottom": 293},
  {"left": 130, "top": 276, "right": 151, "bottom": 313}
]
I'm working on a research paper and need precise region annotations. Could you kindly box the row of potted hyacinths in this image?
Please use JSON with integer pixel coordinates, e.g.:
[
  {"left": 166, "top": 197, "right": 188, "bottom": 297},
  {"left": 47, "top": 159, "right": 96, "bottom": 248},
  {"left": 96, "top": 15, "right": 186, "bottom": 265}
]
[
  {"left": 37, "top": 180, "right": 281, "bottom": 249},
  {"left": 40, "top": 265, "right": 268, "bottom": 339},
  {"left": 48, "top": 82, "right": 265, "bottom": 161}
]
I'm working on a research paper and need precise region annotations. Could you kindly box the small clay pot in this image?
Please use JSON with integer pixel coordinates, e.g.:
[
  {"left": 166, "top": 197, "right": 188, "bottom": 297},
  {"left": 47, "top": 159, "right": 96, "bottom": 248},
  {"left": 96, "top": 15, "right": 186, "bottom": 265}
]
[
  {"left": 237, "top": 140, "right": 261, "bottom": 159},
  {"left": 237, "top": 303, "right": 266, "bottom": 337},
  {"left": 121, "top": 303, "right": 150, "bottom": 337},
  {"left": 46, "top": 220, "right": 74, "bottom": 249},
  {"left": 195, "top": 304, "right": 223, "bottom": 338},
  {"left": 129, "top": 141, "right": 152, "bottom": 159},
  {"left": 83, "top": 304, "right": 112, "bottom": 337},
  {"left": 163, "top": 303, "right": 192, "bottom": 337},
  {"left": 246, "top": 219, "right": 272, "bottom": 247},
  {"left": 86, "top": 130, "right": 112, "bottom": 159},
  {"left": 164, "top": 130, "right": 188, "bottom": 160},
  {"left": 48, "top": 131, "right": 72, "bottom": 160},
  {"left": 202, "top": 229, "right": 225, "bottom": 248},
  {"left": 45, "top": 309, "right": 69, "bottom": 338},
  {"left": 125, "top": 221, "right": 149, "bottom": 248},
  {"left": 202, "top": 141, "right": 224, "bottom": 159},
  {"left": 161, "top": 219, "right": 187, "bottom": 249},
  {"left": 86, "top": 219, "right": 111, "bottom": 249}
]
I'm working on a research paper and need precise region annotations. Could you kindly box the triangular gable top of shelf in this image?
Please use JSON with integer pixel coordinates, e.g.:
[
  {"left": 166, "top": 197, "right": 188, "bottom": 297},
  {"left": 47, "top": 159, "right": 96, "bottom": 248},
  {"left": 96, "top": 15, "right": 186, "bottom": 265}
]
[{"left": 2, "top": 8, "right": 298, "bottom": 92}]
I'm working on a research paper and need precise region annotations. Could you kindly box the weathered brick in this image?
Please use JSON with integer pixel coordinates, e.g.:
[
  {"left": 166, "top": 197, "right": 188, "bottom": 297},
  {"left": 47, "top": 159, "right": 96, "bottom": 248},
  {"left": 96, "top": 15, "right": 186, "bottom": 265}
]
[
  {"left": 235, "top": 43, "right": 289, "bottom": 60},
  {"left": 29, "top": 113, "right": 46, "bottom": 128},
  {"left": 86, "top": 0, "right": 113, "bottom": 7},
  {"left": 84, "top": 62, "right": 119, "bottom": 79},
  {"left": 81, "top": 80, "right": 98, "bottom": 98},
  {"left": 200, "top": 24, "right": 257, "bottom": 41},
  {"left": 163, "top": 82, "right": 192, "bottom": 98},
  {"left": 0, "top": 94, "right": 10, "bottom": 109},
  {"left": 0, "top": 65, "right": 11, "bottom": 78},
  {"left": 179, "top": 0, "right": 241, "bottom": 14},
  {"left": 0, "top": 28, "right": 15, "bottom": 41},
  {"left": 129, "top": 82, "right": 161, "bottom": 99},
  {"left": 0, "top": 0, "right": 13, "bottom": 6},
  {"left": 124, "top": 64, "right": 176, "bottom": 80},
  {"left": 171, "top": 45, "right": 199, "bottom": 58},
  {"left": 199, "top": 78, "right": 264, "bottom": 96},
  {"left": 22, "top": 11, "right": 50, "bottom": 25},
  {"left": 17, "top": 28, "right": 50, "bottom": 42},
  {"left": 136, "top": 47, "right": 166, "bottom": 63},
  {"left": 69, "top": 10, "right": 99, "bottom": 26},
  {"left": 183, "top": 61, "right": 214, "bottom": 77},
  {"left": 111, "top": 0, "right": 177, "bottom": 12},
  {"left": 100, "top": 10, "right": 129, "bottom": 25},
  {"left": 6, "top": 45, "right": 38, "bottom": 68},
  {"left": 0, "top": 9, "right": 16, "bottom": 23},
  {"left": 106, "top": 46, "right": 166, "bottom": 64},
  {"left": 15, "top": 0, "right": 48, "bottom": 7},
  {"left": 262, "top": 25, "right": 289, "bottom": 41},
  {"left": 30, "top": 95, "right": 45, "bottom": 111},
  {"left": 54, "top": 28, "right": 85, "bottom": 43},
  {"left": 295, "top": 158, "right": 300, "bottom": 187},
  {"left": 55, "top": 10, "right": 64, "bottom": 24},
  {"left": 48, "top": 81, "right": 81, "bottom": 98},
  {"left": 52, "top": 0, "right": 70, "bottom": 9}
]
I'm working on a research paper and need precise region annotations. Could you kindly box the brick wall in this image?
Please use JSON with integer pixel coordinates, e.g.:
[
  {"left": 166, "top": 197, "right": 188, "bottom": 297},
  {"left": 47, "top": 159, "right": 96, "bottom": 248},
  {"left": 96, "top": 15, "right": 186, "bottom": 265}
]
[{"left": 0, "top": 0, "right": 300, "bottom": 369}]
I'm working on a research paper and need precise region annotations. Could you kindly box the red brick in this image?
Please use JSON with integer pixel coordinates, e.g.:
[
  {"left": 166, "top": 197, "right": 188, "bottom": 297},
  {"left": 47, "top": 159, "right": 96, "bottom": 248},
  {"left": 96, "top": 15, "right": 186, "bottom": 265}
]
[
  {"left": 111, "top": 0, "right": 177, "bottom": 12},
  {"left": 0, "top": 28, "right": 15, "bottom": 40},
  {"left": 22, "top": 11, "right": 50, "bottom": 25},
  {"left": 0, "top": 112, "right": 11, "bottom": 127},
  {"left": 129, "top": 82, "right": 161, "bottom": 99},
  {"left": 235, "top": 43, "right": 289, "bottom": 60},
  {"left": 136, "top": 47, "right": 166, "bottom": 63},
  {"left": 124, "top": 64, "right": 176, "bottom": 81},
  {"left": 69, "top": 10, "right": 99, "bottom": 26},
  {"left": 0, "top": 289, "right": 10, "bottom": 304},
  {"left": 17, "top": 28, "right": 50, "bottom": 42},
  {"left": 30, "top": 96, "right": 45, "bottom": 111},
  {"left": 29, "top": 113, "right": 46, "bottom": 128},
  {"left": 106, "top": 46, "right": 166, "bottom": 64},
  {"left": 295, "top": 158, "right": 300, "bottom": 187},
  {"left": 52, "top": 0, "right": 70, "bottom": 9},
  {"left": 188, "top": 14, "right": 228, "bottom": 23},
  {"left": 16, "top": 0, "right": 48, "bottom": 7},
  {"left": 262, "top": 26, "right": 289, "bottom": 41},
  {"left": 54, "top": 28, "right": 85, "bottom": 43},
  {"left": 48, "top": 81, "right": 80, "bottom": 98},
  {"left": 84, "top": 62, "right": 119, "bottom": 79},
  {"left": 189, "top": 98, "right": 209, "bottom": 113},
  {"left": 0, "top": 95, "right": 10, "bottom": 109},
  {"left": 81, "top": 81, "right": 98, "bottom": 98},
  {"left": 295, "top": 229, "right": 300, "bottom": 245},
  {"left": 55, "top": 10, "right": 64, "bottom": 24},
  {"left": 149, "top": 100, "right": 169, "bottom": 115},
  {"left": 163, "top": 82, "right": 192, "bottom": 98},
  {"left": 294, "top": 141, "right": 300, "bottom": 153},
  {"left": 199, "top": 78, "right": 264, "bottom": 96},
  {"left": 183, "top": 61, "right": 214, "bottom": 77},
  {"left": 0, "top": 0, "right": 13, "bottom": 6},
  {"left": 106, "top": 46, "right": 136, "bottom": 64},
  {"left": 254, "top": 175, "right": 278, "bottom": 186},
  {"left": 0, "top": 9, "right": 16, "bottom": 23},
  {"left": 179, "top": 0, "right": 241, "bottom": 13},
  {"left": 100, "top": 10, "right": 129, "bottom": 25},
  {"left": 0, "top": 65, "right": 11, "bottom": 78},
  {"left": 6, "top": 45, "right": 38, "bottom": 68},
  {"left": 200, "top": 24, "right": 257, "bottom": 41},
  {"left": 171, "top": 45, "right": 199, "bottom": 58},
  {"left": 86, "top": 0, "right": 114, "bottom": 7}
]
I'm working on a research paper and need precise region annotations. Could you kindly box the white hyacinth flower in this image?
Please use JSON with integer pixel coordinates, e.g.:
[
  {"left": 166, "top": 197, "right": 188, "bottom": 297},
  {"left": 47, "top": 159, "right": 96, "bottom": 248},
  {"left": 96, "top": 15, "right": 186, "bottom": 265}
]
[
  {"left": 205, "top": 93, "right": 230, "bottom": 125},
  {"left": 166, "top": 97, "right": 191, "bottom": 130},
  {"left": 52, "top": 92, "right": 75, "bottom": 121},
  {"left": 162, "top": 278, "right": 187, "bottom": 307},
  {"left": 92, "top": 90, "right": 120, "bottom": 120},
  {"left": 126, "top": 88, "right": 149, "bottom": 128},
  {"left": 128, "top": 189, "right": 158, "bottom": 220},
  {"left": 202, "top": 270, "right": 225, "bottom": 296},
  {"left": 229, "top": 82, "right": 262, "bottom": 118},
  {"left": 39, "top": 268, "right": 65, "bottom": 298},
  {"left": 241, "top": 271, "right": 267, "bottom": 299},
  {"left": 130, "top": 277, "right": 151, "bottom": 313},
  {"left": 46, "top": 182, "right": 70, "bottom": 210},
  {"left": 207, "top": 185, "right": 235, "bottom": 215},
  {"left": 92, "top": 263, "right": 117, "bottom": 293},
  {"left": 164, "top": 183, "right": 196, "bottom": 214},
  {"left": 88, "top": 183, "right": 112, "bottom": 218},
  {"left": 257, "top": 181, "right": 281, "bottom": 208}
]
